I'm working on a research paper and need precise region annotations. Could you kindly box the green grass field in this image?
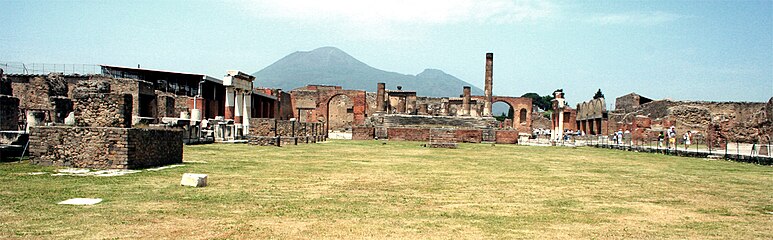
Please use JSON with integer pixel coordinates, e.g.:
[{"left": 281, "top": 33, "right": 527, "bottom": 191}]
[{"left": 2, "top": 140, "right": 772, "bottom": 239}]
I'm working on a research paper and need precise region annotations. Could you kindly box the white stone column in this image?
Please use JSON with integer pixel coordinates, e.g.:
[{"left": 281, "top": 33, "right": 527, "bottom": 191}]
[
  {"left": 225, "top": 87, "right": 235, "bottom": 120},
  {"left": 243, "top": 92, "right": 251, "bottom": 135},
  {"left": 234, "top": 90, "right": 243, "bottom": 123},
  {"left": 557, "top": 110, "right": 564, "bottom": 141}
]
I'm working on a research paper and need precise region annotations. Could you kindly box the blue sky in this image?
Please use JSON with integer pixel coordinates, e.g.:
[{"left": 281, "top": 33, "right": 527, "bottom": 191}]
[{"left": 1, "top": 0, "right": 771, "bottom": 105}]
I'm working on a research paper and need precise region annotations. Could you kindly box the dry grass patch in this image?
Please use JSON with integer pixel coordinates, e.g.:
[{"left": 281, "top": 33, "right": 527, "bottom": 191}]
[{"left": 1, "top": 140, "right": 772, "bottom": 239}]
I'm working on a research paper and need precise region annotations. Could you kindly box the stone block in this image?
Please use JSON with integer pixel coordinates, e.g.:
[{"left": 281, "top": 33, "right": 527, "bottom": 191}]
[{"left": 181, "top": 173, "right": 208, "bottom": 187}]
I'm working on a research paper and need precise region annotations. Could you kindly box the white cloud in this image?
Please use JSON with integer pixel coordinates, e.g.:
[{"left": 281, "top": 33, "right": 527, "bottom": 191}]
[
  {"left": 239, "top": 0, "right": 556, "bottom": 26},
  {"left": 587, "top": 11, "right": 686, "bottom": 26}
]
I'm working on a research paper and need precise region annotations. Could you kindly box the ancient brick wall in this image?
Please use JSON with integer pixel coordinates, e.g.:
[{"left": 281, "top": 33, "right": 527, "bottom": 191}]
[
  {"left": 429, "top": 128, "right": 456, "bottom": 143},
  {"left": 615, "top": 93, "right": 652, "bottom": 112},
  {"left": 127, "top": 128, "right": 184, "bottom": 168},
  {"left": 74, "top": 93, "right": 132, "bottom": 128},
  {"left": 495, "top": 130, "right": 519, "bottom": 144},
  {"left": 157, "top": 95, "right": 176, "bottom": 118},
  {"left": 531, "top": 112, "right": 551, "bottom": 130},
  {"left": 455, "top": 129, "right": 482, "bottom": 143},
  {"left": 352, "top": 126, "right": 374, "bottom": 140},
  {"left": 247, "top": 118, "right": 326, "bottom": 145},
  {"left": 387, "top": 128, "right": 430, "bottom": 141},
  {"left": 373, "top": 114, "right": 497, "bottom": 129},
  {"left": 366, "top": 92, "right": 378, "bottom": 115},
  {"left": 610, "top": 99, "right": 771, "bottom": 143},
  {"left": 249, "top": 118, "right": 276, "bottom": 136},
  {"left": 29, "top": 126, "right": 182, "bottom": 169},
  {"left": 173, "top": 96, "right": 192, "bottom": 117},
  {"left": 0, "top": 95, "right": 20, "bottom": 130},
  {"left": 111, "top": 78, "right": 156, "bottom": 118}
]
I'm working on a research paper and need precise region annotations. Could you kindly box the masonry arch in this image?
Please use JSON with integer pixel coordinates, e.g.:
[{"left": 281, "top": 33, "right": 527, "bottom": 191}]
[
  {"left": 326, "top": 94, "right": 354, "bottom": 132},
  {"left": 493, "top": 101, "right": 515, "bottom": 128},
  {"left": 316, "top": 90, "right": 367, "bottom": 134},
  {"left": 492, "top": 96, "right": 533, "bottom": 132}
]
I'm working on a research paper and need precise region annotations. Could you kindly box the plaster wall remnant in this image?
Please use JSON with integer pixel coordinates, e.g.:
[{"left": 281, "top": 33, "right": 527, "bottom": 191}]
[{"left": 483, "top": 53, "right": 493, "bottom": 116}]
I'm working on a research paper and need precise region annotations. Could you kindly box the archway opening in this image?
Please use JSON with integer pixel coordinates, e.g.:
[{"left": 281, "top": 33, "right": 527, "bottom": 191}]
[
  {"left": 493, "top": 101, "right": 514, "bottom": 129},
  {"left": 327, "top": 94, "right": 354, "bottom": 134}
]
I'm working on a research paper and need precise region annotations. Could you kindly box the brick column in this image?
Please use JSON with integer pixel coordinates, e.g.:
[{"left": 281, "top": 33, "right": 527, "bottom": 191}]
[
  {"left": 462, "top": 86, "right": 471, "bottom": 116},
  {"left": 225, "top": 87, "right": 235, "bottom": 120},
  {"left": 376, "top": 82, "right": 385, "bottom": 112},
  {"left": 483, "top": 53, "right": 493, "bottom": 116}
]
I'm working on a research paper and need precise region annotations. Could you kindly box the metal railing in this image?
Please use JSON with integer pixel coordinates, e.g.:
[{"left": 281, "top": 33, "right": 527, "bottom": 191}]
[
  {"left": 1, "top": 62, "right": 101, "bottom": 75},
  {"left": 520, "top": 134, "right": 773, "bottom": 165}
]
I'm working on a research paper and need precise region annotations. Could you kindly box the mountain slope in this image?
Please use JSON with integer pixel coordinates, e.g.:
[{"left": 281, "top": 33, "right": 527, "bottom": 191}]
[{"left": 252, "top": 47, "right": 483, "bottom": 97}]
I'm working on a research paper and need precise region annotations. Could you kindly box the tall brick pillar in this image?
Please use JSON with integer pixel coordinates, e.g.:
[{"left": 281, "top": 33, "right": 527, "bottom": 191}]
[
  {"left": 483, "top": 53, "right": 493, "bottom": 116},
  {"left": 376, "top": 82, "right": 385, "bottom": 112},
  {"left": 225, "top": 87, "right": 235, "bottom": 120},
  {"left": 462, "top": 86, "right": 471, "bottom": 116}
]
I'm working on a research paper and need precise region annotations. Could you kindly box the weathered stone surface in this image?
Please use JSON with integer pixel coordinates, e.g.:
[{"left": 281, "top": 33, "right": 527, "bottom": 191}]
[
  {"left": 371, "top": 114, "right": 497, "bottom": 129},
  {"left": 388, "top": 128, "right": 430, "bottom": 141},
  {"left": 609, "top": 99, "right": 772, "bottom": 143},
  {"left": 352, "top": 127, "right": 374, "bottom": 140},
  {"left": 247, "top": 118, "right": 325, "bottom": 146},
  {"left": 180, "top": 173, "right": 208, "bottom": 187},
  {"left": 29, "top": 126, "right": 182, "bottom": 169},
  {"left": 455, "top": 129, "right": 482, "bottom": 143},
  {"left": 74, "top": 93, "right": 132, "bottom": 128},
  {"left": 495, "top": 130, "right": 519, "bottom": 144}
]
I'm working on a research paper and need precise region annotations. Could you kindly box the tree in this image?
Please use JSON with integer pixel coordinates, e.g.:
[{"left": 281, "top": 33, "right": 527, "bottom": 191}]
[
  {"left": 593, "top": 89, "right": 604, "bottom": 99},
  {"left": 521, "top": 93, "right": 554, "bottom": 111}
]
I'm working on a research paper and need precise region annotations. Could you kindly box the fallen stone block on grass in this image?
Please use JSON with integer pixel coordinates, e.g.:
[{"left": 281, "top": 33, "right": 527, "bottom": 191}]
[
  {"left": 181, "top": 173, "right": 208, "bottom": 187},
  {"left": 58, "top": 198, "right": 102, "bottom": 205}
]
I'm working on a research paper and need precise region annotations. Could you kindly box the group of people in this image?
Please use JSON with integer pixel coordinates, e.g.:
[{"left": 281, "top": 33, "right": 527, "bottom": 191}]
[
  {"left": 657, "top": 126, "right": 692, "bottom": 149},
  {"left": 532, "top": 128, "right": 586, "bottom": 142}
]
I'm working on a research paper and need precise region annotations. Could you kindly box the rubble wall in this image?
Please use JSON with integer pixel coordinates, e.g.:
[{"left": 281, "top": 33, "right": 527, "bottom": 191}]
[
  {"left": 29, "top": 126, "right": 182, "bottom": 169},
  {"left": 74, "top": 93, "right": 132, "bottom": 128},
  {"left": 609, "top": 99, "right": 772, "bottom": 143}
]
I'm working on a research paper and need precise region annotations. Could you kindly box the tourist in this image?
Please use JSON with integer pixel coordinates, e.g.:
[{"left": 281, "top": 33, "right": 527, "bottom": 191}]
[
  {"left": 616, "top": 129, "right": 623, "bottom": 145},
  {"left": 683, "top": 131, "right": 691, "bottom": 149},
  {"left": 668, "top": 126, "right": 677, "bottom": 149},
  {"left": 658, "top": 131, "right": 664, "bottom": 148}
]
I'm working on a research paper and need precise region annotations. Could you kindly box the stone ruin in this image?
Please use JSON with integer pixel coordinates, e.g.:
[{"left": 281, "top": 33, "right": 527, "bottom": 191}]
[
  {"left": 557, "top": 90, "right": 773, "bottom": 149},
  {"left": 28, "top": 79, "right": 183, "bottom": 169},
  {"left": 326, "top": 53, "right": 534, "bottom": 144}
]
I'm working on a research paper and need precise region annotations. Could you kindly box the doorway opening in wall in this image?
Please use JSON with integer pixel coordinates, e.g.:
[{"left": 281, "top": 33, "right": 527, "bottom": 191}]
[
  {"left": 493, "top": 101, "right": 514, "bottom": 129},
  {"left": 327, "top": 94, "right": 354, "bottom": 139}
]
